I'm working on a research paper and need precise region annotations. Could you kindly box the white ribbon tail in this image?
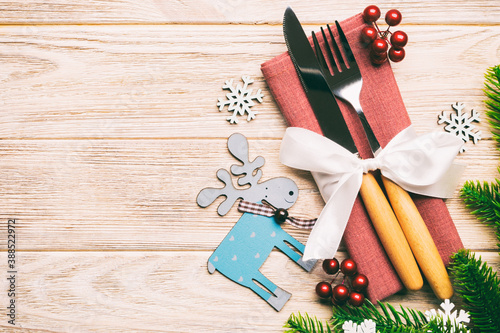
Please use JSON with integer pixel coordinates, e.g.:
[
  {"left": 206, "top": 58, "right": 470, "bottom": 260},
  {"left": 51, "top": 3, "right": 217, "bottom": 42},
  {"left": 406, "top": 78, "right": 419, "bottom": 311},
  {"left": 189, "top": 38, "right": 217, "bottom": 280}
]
[
  {"left": 302, "top": 171, "right": 362, "bottom": 261},
  {"left": 280, "top": 127, "right": 364, "bottom": 261}
]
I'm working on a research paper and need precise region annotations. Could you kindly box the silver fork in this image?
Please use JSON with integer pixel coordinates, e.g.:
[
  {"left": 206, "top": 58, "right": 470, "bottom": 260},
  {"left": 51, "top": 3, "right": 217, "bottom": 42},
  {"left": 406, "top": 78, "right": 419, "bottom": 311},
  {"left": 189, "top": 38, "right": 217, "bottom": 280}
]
[
  {"left": 312, "top": 22, "right": 380, "bottom": 155},
  {"left": 312, "top": 22, "right": 455, "bottom": 300}
]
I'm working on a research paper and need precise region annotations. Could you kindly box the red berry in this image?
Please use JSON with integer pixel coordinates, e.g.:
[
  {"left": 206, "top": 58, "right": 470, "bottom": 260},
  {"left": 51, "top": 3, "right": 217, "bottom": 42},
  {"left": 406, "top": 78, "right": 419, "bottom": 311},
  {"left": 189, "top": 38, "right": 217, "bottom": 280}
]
[
  {"left": 389, "top": 47, "right": 405, "bottom": 62},
  {"left": 332, "top": 284, "right": 350, "bottom": 302},
  {"left": 370, "top": 51, "right": 387, "bottom": 65},
  {"left": 348, "top": 292, "right": 365, "bottom": 307},
  {"left": 390, "top": 30, "right": 408, "bottom": 49},
  {"left": 370, "top": 50, "right": 388, "bottom": 65},
  {"left": 371, "top": 38, "right": 388, "bottom": 54},
  {"left": 352, "top": 274, "right": 369, "bottom": 292},
  {"left": 361, "top": 26, "right": 378, "bottom": 43},
  {"left": 331, "top": 296, "right": 346, "bottom": 306},
  {"left": 315, "top": 281, "right": 332, "bottom": 298},
  {"left": 362, "top": 5, "right": 381, "bottom": 23},
  {"left": 322, "top": 258, "right": 340, "bottom": 275},
  {"left": 385, "top": 9, "right": 402, "bottom": 26},
  {"left": 372, "top": 58, "right": 387, "bottom": 65},
  {"left": 341, "top": 259, "right": 358, "bottom": 276}
]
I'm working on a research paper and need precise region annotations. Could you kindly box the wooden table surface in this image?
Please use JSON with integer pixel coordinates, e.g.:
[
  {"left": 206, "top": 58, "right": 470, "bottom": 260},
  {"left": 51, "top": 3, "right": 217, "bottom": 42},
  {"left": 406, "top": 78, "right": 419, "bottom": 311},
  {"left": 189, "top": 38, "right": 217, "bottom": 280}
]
[{"left": 0, "top": 1, "right": 499, "bottom": 332}]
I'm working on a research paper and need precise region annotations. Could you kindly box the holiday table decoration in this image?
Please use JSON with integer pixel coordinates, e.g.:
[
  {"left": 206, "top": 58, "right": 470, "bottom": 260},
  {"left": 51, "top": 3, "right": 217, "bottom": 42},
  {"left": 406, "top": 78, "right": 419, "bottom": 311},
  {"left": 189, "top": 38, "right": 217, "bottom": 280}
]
[
  {"left": 342, "top": 319, "right": 376, "bottom": 333},
  {"left": 283, "top": 9, "right": 459, "bottom": 299},
  {"left": 484, "top": 65, "right": 500, "bottom": 145},
  {"left": 361, "top": 5, "right": 408, "bottom": 64},
  {"left": 461, "top": 66, "right": 500, "bottom": 243},
  {"left": 197, "top": 133, "right": 315, "bottom": 311},
  {"left": 237, "top": 200, "right": 317, "bottom": 229},
  {"left": 285, "top": 300, "right": 471, "bottom": 332},
  {"left": 438, "top": 102, "right": 481, "bottom": 153},
  {"left": 315, "top": 257, "right": 369, "bottom": 307},
  {"left": 283, "top": 64, "right": 500, "bottom": 333},
  {"left": 216, "top": 75, "right": 263, "bottom": 124},
  {"left": 457, "top": 65, "right": 500, "bottom": 331},
  {"left": 262, "top": 11, "right": 464, "bottom": 302},
  {"left": 425, "top": 299, "right": 470, "bottom": 331},
  {"left": 449, "top": 250, "right": 500, "bottom": 332}
]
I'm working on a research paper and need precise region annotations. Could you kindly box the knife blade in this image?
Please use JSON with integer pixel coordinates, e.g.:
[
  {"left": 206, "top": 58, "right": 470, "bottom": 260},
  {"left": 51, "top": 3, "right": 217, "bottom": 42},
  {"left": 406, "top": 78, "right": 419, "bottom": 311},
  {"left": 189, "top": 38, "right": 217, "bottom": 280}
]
[
  {"left": 283, "top": 7, "right": 423, "bottom": 291},
  {"left": 282, "top": 8, "right": 355, "bottom": 152}
]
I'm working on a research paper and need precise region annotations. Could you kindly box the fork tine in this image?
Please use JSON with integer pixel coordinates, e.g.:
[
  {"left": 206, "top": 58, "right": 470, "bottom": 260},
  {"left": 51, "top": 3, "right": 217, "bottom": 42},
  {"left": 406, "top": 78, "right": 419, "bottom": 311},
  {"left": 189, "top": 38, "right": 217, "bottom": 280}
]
[
  {"left": 319, "top": 27, "right": 339, "bottom": 75},
  {"left": 311, "top": 31, "right": 330, "bottom": 74},
  {"left": 326, "top": 24, "right": 346, "bottom": 71},
  {"left": 335, "top": 21, "right": 355, "bottom": 64}
]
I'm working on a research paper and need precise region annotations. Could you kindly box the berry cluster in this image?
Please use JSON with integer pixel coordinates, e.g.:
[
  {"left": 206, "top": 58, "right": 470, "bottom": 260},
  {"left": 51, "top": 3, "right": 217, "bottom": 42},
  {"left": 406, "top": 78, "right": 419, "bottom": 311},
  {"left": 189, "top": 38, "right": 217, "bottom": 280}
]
[
  {"left": 361, "top": 5, "right": 408, "bottom": 64},
  {"left": 315, "top": 258, "right": 369, "bottom": 307}
]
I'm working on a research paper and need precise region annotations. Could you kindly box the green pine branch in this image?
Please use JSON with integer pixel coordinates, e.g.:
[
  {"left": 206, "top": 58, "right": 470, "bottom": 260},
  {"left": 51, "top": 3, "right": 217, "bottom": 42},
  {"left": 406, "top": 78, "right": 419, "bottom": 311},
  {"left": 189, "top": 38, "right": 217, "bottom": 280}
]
[
  {"left": 285, "top": 301, "right": 470, "bottom": 333},
  {"left": 331, "top": 300, "right": 428, "bottom": 332},
  {"left": 449, "top": 249, "right": 500, "bottom": 333},
  {"left": 461, "top": 179, "right": 500, "bottom": 250},
  {"left": 460, "top": 64, "right": 500, "bottom": 251},
  {"left": 331, "top": 301, "right": 469, "bottom": 333},
  {"left": 484, "top": 65, "right": 500, "bottom": 146},
  {"left": 284, "top": 312, "right": 332, "bottom": 333},
  {"left": 426, "top": 317, "right": 471, "bottom": 333}
]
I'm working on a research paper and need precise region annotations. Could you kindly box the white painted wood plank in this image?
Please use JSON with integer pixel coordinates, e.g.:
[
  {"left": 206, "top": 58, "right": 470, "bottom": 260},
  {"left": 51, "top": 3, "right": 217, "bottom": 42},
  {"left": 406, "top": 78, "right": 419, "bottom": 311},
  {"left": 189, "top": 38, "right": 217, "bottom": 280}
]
[
  {"left": 0, "top": 139, "right": 496, "bottom": 251},
  {"left": 0, "top": 251, "right": 497, "bottom": 332},
  {"left": 0, "top": 25, "right": 497, "bottom": 139},
  {"left": 0, "top": 1, "right": 497, "bottom": 25}
]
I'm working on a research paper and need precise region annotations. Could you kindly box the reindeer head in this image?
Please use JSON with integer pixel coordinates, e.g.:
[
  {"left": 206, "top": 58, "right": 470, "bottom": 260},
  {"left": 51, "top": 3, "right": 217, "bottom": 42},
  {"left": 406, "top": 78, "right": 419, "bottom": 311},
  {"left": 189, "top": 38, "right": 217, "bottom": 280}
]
[
  {"left": 257, "top": 177, "right": 298, "bottom": 210},
  {"left": 197, "top": 133, "right": 298, "bottom": 216}
]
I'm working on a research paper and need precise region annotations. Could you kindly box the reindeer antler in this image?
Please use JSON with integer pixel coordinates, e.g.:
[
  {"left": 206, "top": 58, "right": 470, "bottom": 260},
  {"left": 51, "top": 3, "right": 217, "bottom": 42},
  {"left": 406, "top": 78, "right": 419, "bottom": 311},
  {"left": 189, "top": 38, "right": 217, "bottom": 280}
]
[
  {"left": 196, "top": 133, "right": 267, "bottom": 216},
  {"left": 228, "top": 133, "right": 264, "bottom": 186},
  {"left": 196, "top": 169, "right": 242, "bottom": 216}
]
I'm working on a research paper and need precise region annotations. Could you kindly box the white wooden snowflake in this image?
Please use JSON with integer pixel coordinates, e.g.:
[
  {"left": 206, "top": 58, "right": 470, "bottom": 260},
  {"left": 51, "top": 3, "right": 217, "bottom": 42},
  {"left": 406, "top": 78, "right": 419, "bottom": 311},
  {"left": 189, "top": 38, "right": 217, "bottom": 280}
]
[
  {"left": 217, "top": 76, "right": 263, "bottom": 124},
  {"left": 425, "top": 299, "right": 470, "bottom": 332},
  {"left": 342, "top": 319, "right": 376, "bottom": 333},
  {"left": 438, "top": 102, "right": 481, "bottom": 153}
]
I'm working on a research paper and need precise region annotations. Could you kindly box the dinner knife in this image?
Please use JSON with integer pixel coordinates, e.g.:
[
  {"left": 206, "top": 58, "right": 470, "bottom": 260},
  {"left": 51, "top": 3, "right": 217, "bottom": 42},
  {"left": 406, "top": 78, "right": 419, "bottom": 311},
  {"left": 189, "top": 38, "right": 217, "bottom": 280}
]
[{"left": 283, "top": 7, "right": 423, "bottom": 291}]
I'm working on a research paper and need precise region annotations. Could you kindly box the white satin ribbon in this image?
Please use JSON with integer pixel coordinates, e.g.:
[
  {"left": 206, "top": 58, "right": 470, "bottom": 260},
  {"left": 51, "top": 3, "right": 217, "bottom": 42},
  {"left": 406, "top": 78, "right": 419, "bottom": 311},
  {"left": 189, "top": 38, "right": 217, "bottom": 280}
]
[{"left": 279, "top": 125, "right": 465, "bottom": 261}]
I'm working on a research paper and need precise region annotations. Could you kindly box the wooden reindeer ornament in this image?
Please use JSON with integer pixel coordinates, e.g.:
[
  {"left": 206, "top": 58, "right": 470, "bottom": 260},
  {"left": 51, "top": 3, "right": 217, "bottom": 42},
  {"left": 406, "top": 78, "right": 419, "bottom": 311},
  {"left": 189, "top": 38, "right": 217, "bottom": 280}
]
[{"left": 197, "top": 133, "right": 316, "bottom": 311}]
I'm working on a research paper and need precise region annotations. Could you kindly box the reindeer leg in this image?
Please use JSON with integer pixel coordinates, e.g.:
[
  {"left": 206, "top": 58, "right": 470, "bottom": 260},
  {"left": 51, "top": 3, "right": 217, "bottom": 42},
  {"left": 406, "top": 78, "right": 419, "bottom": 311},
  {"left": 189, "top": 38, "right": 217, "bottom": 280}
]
[
  {"left": 249, "top": 271, "right": 291, "bottom": 312},
  {"left": 277, "top": 233, "right": 317, "bottom": 272}
]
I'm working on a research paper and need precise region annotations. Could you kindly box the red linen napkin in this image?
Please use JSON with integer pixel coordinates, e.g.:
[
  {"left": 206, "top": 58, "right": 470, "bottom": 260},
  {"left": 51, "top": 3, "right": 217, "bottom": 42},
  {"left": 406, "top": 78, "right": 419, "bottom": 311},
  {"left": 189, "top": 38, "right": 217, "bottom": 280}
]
[{"left": 261, "top": 13, "right": 463, "bottom": 301}]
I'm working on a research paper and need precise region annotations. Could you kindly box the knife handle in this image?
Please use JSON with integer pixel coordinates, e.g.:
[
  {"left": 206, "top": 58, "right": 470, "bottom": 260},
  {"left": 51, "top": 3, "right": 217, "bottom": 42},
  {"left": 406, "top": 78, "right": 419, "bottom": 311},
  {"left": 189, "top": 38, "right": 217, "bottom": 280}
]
[
  {"left": 381, "top": 176, "right": 454, "bottom": 300},
  {"left": 359, "top": 172, "right": 423, "bottom": 291}
]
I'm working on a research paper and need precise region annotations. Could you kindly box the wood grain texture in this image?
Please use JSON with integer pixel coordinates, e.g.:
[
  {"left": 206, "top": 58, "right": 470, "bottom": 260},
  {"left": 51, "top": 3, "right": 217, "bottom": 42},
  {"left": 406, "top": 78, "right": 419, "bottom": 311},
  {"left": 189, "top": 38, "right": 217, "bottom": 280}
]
[
  {"left": 0, "top": 1, "right": 498, "bottom": 331},
  {"left": 0, "top": 139, "right": 497, "bottom": 251},
  {"left": 0, "top": 25, "right": 497, "bottom": 139},
  {"left": 0, "top": 1, "right": 498, "bottom": 24},
  {"left": 359, "top": 173, "right": 424, "bottom": 291},
  {"left": 0, "top": 251, "right": 498, "bottom": 332},
  {"left": 382, "top": 177, "right": 453, "bottom": 300}
]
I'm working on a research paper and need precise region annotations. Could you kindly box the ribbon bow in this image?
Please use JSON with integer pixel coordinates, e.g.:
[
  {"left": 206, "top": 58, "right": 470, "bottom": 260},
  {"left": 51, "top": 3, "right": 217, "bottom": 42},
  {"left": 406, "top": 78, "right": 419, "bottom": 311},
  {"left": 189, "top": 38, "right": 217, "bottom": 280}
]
[
  {"left": 279, "top": 126, "right": 465, "bottom": 261},
  {"left": 237, "top": 200, "right": 317, "bottom": 229}
]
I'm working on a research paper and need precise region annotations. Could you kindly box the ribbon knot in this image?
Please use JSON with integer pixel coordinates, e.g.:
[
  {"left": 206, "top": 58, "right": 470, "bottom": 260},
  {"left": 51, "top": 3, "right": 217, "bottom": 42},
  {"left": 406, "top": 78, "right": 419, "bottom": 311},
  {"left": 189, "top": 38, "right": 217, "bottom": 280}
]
[
  {"left": 279, "top": 125, "right": 465, "bottom": 261},
  {"left": 237, "top": 200, "right": 317, "bottom": 229},
  {"left": 360, "top": 158, "right": 380, "bottom": 173}
]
